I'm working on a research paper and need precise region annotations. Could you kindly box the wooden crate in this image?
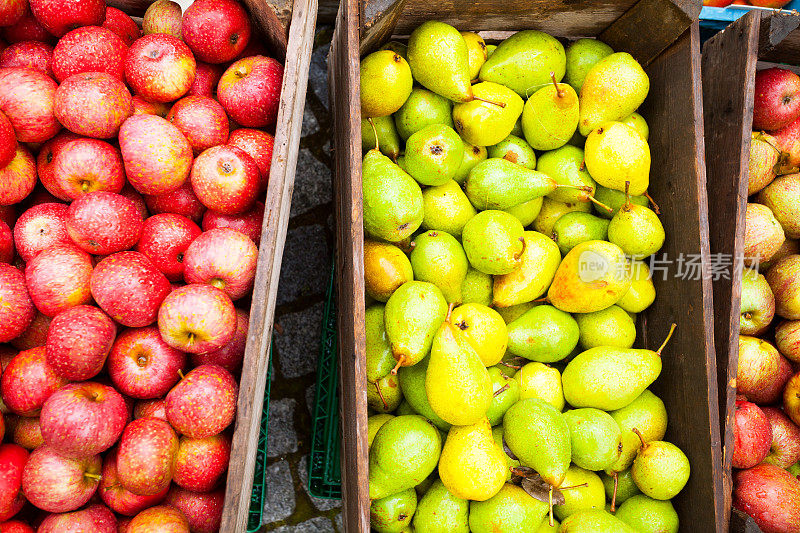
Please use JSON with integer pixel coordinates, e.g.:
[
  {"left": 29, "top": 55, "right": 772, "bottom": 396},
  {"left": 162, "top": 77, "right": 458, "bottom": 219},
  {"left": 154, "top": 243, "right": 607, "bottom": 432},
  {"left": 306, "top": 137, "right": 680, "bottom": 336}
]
[
  {"left": 330, "top": 0, "right": 725, "bottom": 531},
  {"left": 112, "top": 1, "right": 318, "bottom": 531},
  {"left": 701, "top": 10, "right": 800, "bottom": 533}
]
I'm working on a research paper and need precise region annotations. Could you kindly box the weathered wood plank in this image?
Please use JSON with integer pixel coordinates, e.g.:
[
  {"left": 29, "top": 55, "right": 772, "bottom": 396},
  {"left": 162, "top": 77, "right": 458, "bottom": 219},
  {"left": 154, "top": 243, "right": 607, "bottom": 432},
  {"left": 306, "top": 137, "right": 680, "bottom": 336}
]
[
  {"left": 758, "top": 11, "right": 800, "bottom": 62},
  {"left": 361, "top": 0, "right": 407, "bottom": 56}
]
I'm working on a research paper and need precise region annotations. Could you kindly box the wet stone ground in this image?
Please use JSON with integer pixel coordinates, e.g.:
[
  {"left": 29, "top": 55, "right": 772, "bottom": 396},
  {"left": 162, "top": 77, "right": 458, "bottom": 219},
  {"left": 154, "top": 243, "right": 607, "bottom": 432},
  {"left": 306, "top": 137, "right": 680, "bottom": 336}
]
[{"left": 259, "top": 27, "right": 343, "bottom": 532}]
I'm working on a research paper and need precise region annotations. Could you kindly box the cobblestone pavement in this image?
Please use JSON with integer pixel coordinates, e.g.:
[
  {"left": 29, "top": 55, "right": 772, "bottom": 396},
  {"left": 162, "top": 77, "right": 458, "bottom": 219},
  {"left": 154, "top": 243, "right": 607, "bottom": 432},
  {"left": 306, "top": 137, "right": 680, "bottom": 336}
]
[{"left": 259, "top": 27, "right": 343, "bottom": 532}]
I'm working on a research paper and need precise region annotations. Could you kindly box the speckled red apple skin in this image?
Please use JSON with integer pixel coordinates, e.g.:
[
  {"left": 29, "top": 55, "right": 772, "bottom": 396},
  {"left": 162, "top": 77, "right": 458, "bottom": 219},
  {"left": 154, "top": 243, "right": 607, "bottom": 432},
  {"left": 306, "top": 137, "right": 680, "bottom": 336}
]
[
  {"left": 165, "top": 364, "right": 237, "bottom": 438},
  {"left": 188, "top": 62, "right": 222, "bottom": 98},
  {"left": 183, "top": 228, "right": 257, "bottom": 300},
  {"left": 0, "top": 520, "right": 33, "bottom": 533},
  {"left": 130, "top": 95, "right": 169, "bottom": 118},
  {"left": 108, "top": 326, "right": 186, "bottom": 399},
  {"left": 0, "top": 41, "right": 53, "bottom": 79},
  {"left": 55, "top": 72, "right": 132, "bottom": 139},
  {"left": 100, "top": 448, "right": 168, "bottom": 516},
  {"left": 12, "top": 416, "right": 43, "bottom": 449},
  {"left": 0, "top": 264, "right": 35, "bottom": 343},
  {"left": 0, "top": 347, "right": 67, "bottom": 416},
  {"left": 10, "top": 312, "right": 51, "bottom": 351},
  {"left": 25, "top": 244, "right": 93, "bottom": 317},
  {"left": 136, "top": 213, "right": 201, "bottom": 282},
  {"left": 21, "top": 445, "right": 101, "bottom": 512},
  {"left": 119, "top": 184, "right": 149, "bottom": 220},
  {"left": 0, "top": 67, "right": 60, "bottom": 142},
  {"left": 0, "top": 146, "right": 36, "bottom": 206},
  {"left": 13, "top": 203, "right": 69, "bottom": 262},
  {"left": 144, "top": 182, "right": 205, "bottom": 223},
  {"left": 165, "top": 486, "right": 223, "bottom": 533},
  {"left": 0, "top": 220, "right": 13, "bottom": 264},
  {"left": 28, "top": 0, "right": 105, "bottom": 38},
  {"left": 157, "top": 284, "right": 236, "bottom": 354},
  {"left": 2, "top": 9, "right": 55, "bottom": 45},
  {"left": 102, "top": 7, "right": 140, "bottom": 46},
  {"left": 66, "top": 191, "right": 143, "bottom": 255},
  {"left": 182, "top": 0, "right": 251, "bottom": 64},
  {"left": 129, "top": 504, "right": 189, "bottom": 533},
  {"left": 218, "top": 56, "right": 283, "bottom": 128},
  {"left": 0, "top": 109, "right": 16, "bottom": 170},
  {"left": 45, "top": 305, "right": 116, "bottom": 380},
  {"left": 228, "top": 128, "right": 274, "bottom": 192},
  {"left": 192, "top": 308, "right": 248, "bottom": 373},
  {"left": 119, "top": 114, "right": 193, "bottom": 196},
  {"left": 0, "top": 205, "right": 15, "bottom": 228},
  {"left": 38, "top": 503, "right": 117, "bottom": 533},
  {"left": 125, "top": 34, "right": 196, "bottom": 103},
  {"left": 52, "top": 26, "right": 127, "bottom": 83},
  {"left": 142, "top": 1, "right": 183, "bottom": 39},
  {"left": 167, "top": 95, "right": 229, "bottom": 155},
  {"left": 173, "top": 433, "right": 230, "bottom": 492},
  {"left": 0, "top": 443, "right": 28, "bottom": 522},
  {"left": 190, "top": 145, "right": 259, "bottom": 215},
  {"left": 117, "top": 418, "right": 179, "bottom": 497},
  {"left": 0, "top": 0, "right": 25, "bottom": 27},
  {"left": 52, "top": 139, "right": 125, "bottom": 200},
  {"left": 133, "top": 398, "right": 169, "bottom": 423},
  {"left": 37, "top": 131, "right": 81, "bottom": 200},
  {"left": 203, "top": 201, "right": 264, "bottom": 245},
  {"left": 91, "top": 251, "right": 171, "bottom": 328}
]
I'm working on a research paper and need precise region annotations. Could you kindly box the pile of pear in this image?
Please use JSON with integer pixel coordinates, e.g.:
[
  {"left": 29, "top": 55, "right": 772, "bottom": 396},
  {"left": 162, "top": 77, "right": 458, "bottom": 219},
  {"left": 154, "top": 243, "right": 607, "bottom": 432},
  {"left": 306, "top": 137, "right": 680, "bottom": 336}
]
[{"left": 360, "top": 21, "right": 688, "bottom": 533}]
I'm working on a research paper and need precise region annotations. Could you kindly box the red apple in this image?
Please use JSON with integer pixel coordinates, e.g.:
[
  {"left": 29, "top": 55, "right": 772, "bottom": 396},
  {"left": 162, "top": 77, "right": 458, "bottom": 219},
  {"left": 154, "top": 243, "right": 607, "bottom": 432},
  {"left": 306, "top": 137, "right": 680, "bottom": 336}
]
[
  {"left": 118, "top": 517, "right": 131, "bottom": 533},
  {"left": 166, "top": 95, "right": 228, "bottom": 155},
  {"left": 46, "top": 305, "right": 116, "bottom": 380},
  {"left": 750, "top": 0, "right": 792, "bottom": 7},
  {"left": 21, "top": 445, "right": 100, "bottom": 512},
  {"left": 183, "top": 228, "right": 257, "bottom": 300},
  {"left": 702, "top": 0, "right": 734, "bottom": 6},
  {"left": 785, "top": 372, "right": 800, "bottom": 426},
  {"left": 99, "top": 448, "right": 168, "bottom": 516},
  {"left": 38, "top": 504, "right": 116, "bottom": 533},
  {"left": 119, "top": 184, "right": 149, "bottom": 220},
  {"left": 218, "top": 55, "right": 282, "bottom": 128},
  {"left": 235, "top": 40, "right": 269, "bottom": 61},
  {"left": 29, "top": 0, "right": 105, "bottom": 37},
  {"left": 0, "top": 220, "right": 12, "bottom": 263},
  {"left": 0, "top": 67, "right": 59, "bottom": 142},
  {"left": 1, "top": 8, "right": 54, "bottom": 45},
  {"left": 0, "top": 41, "right": 53, "bottom": 78},
  {"left": 90, "top": 251, "right": 171, "bottom": 327},
  {"left": 0, "top": 0, "right": 24, "bottom": 26},
  {"left": 0, "top": 521, "right": 34, "bottom": 533},
  {"left": 128, "top": 505, "right": 188, "bottom": 533},
  {"left": 36, "top": 131, "right": 81, "bottom": 200},
  {"left": 188, "top": 62, "right": 222, "bottom": 98},
  {"left": 130, "top": 95, "right": 169, "bottom": 117},
  {"left": 52, "top": 26, "right": 126, "bottom": 82},
  {"left": 12, "top": 416, "right": 43, "bottom": 450},
  {"left": 228, "top": 128, "right": 273, "bottom": 192},
  {"left": 117, "top": 418, "right": 179, "bottom": 496},
  {"left": 157, "top": 284, "right": 236, "bottom": 354},
  {"left": 738, "top": 335, "right": 794, "bottom": 405},
  {"left": 0, "top": 205, "right": 14, "bottom": 228},
  {"left": 0, "top": 347, "right": 66, "bottom": 416},
  {"left": 741, "top": 268, "right": 776, "bottom": 336},
  {"left": 778, "top": 320, "right": 800, "bottom": 363},
  {"left": 165, "top": 364, "right": 237, "bottom": 438},
  {"left": 165, "top": 487, "right": 223, "bottom": 533},
  {"left": 173, "top": 433, "right": 230, "bottom": 492},
  {"left": 102, "top": 7, "right": 140, "bottom": 47},
  {"left": 0, "top": 112, "right": 14, "bottom": 172},
  {"left": 54, "top": 72, "right": 132, "bottom": 139},
  {"left": 65, "top": 191, "right": 143, "bottom": 255},
  {"left": 734, "top": 463, "right": 800, "bottom": 533},
  {"left": 202, "top": 201, "right": 264, "bottom": 245},
  {"left": 142, "top": 1, "right": 181, "bottom": 38},
  {"left": 767, "top": 255, "right": 800, "bottom": 319},
  {"left": 190, "top": 145, "right": 258, "bottom": 215},
  {"left": 192, "top": 308, "right": 248, "bottom": 373},
  {"left": 52, "top": 139, "right": 125, "bottom": 200},
  {"left": 761, "top": 406, "right": 800, "bottom": 469},
  {"left": 733, "top": 399, "right": 773, "bottom": 469},
  {"left": 755, "top": 68, "right": 800, "bottom": 131},
  {"left": 13, "top": 203, "right": 69, "bottom": 262},
  {"left": 0, "top": 146, "right": 36, "bottom": 206},
  {"left": 133, "top": 398, "right": 168, "bottom": 423},
  {"left": 25, "top": 244, "right": 93, "bottom": 317},
  {"left": 11, "top": 312, "right": 51, "bottom": 351},
  {"left": 143, "top": 182, "right": 205, "bottom": 223},
  {"left": 0, "top": 264, "right": 34, "bottom": 343},
  {"left": 108, "top": 326, "right": 185, "bottom": 399},
  {"left": 39, "top": 382, "right": 126, "bottom": 458},
  {"left": 0, "top": 444, "right": 27, "bottom": 522},
  {"left": 136, "top": 213, "right": 201, "bottom": 282},
  {"left": 182, "top": 0, "right": 251, "bottom": 64},
  {"left": 125, "top": 34, "right": 195, "bottom": 103},
  {"left": 119, "top": 114, "right": 192, "bottom": 195}
]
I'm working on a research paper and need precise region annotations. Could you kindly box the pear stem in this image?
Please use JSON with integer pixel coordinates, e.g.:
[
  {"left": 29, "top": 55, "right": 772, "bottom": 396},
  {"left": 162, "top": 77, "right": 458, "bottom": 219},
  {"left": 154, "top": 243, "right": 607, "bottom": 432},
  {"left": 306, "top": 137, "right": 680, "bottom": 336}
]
[
  {"left": 587, "top": 194, "right": 614, "bottom": 213},
  {"left": 368, "top": 117, "right": 379, "bottom": 153},
  {"left": 548, "top": 487, "right": 554, "bottom": 526},
  {"left": 644, "top": 191, "right": 661, "bottom": 215},
  {"left": 550, "top": 71, "right": 564, "bottom": 98},
  {"left": 632, "top": 427, "right": 647, "bottom": 448},
  {"left": 656, "top": 323, "right": 677, "bottom": 355},
  {"left": 473, "top": 95, "right": 507, "bottom": 108},
  {"left": 499, "top": 361, "right": 522, "bottom": 370},
  {"left": 374, "top": 381, "right": 388, "bottom": 411},
  {"left": 445, "top": 302, "right": 455, "bottom": 323},
  {"left": 493, "top": 384, "right": 510, "bottom": 398},
  {"left": 559, "top": 482, "right": 589, "bottom": 491},
  {"left": 390, "top": 354, "right": 405, "bottom": 375},
  {"left": 610, "top": 471, "right": 619, "bottom": 512},
  {"left": 533, "top": 296, "right": 549, "bottom": 304},
  {"left": 623, "top": 181, "right": 632, "bottom": 212}
]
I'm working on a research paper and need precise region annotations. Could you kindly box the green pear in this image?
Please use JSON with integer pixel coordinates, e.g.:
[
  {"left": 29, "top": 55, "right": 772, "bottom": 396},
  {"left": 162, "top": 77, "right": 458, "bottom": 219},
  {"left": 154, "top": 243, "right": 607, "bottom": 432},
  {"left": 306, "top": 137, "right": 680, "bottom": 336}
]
[
  {"left": 384, "top": 281, "right": 448, "bottom": 369},
  {"left": 537, "top": 146, "right": 597, "bottom": 205},
  {"left": 453, "top": 82, "right": 524, "bottom": 147},
  {"left": 369, "top": 415, "right": 441, "bottom": 499},
  {"left": 536, "top": 519, "right": 560, "bottom": 532},
  {"left": 405, "top": 124, "right": 464, "bottom": 186},
  {"left": 394, "top": 87, "right": 454, "bottom": 140},
  {"left": 511, "top": 116, "right": 524, "bottom": 136},
  {"left": 364, "top": 240, "right": 414, "bottom": 302},
  {"left": 371, "top": 488, "right": 417, "bottom": 533},
  {"left": 554, "top": 466, "right": 605, "bottom": 521},
  {"left": 507, "top": 305, "right": 579, "bottom": 363},
  {"left": 567, "top": 128, "right": 586, "bottom": 147},
  {"left": 616, "top": 261, "right": 656, "bottom": 313},
  {"left": 410, "top": 230, "right": 468, "bottom": 303},
  {"left": 466, "top": 158, "right": 557, "bottom": 210},
  {"left": 421, "top": 180, "right": 476, "bottom": 237},
  {"left": 574, "top": 305, "right": 636, "bottom": 350},
  {"left": 496, "top": 301, "right": 538, "bottom": 325},
  {"left": 479, "top": 30, "right": 566, "bottom": 97},
  {"left": 504, "top": 197, "right": 544, "bottom": 226},
  {"left": 584, "top": 122, "right": 650, "bottom": 196},
  {"left": 360, "top": 50, "right": 413, "bottom": 118},
  {"left": 413, "top": 479, "right": 469, "bottom": 533},
  {"left": 461, "top": 267, "right": 493, "bottom": 306},
  {"left": 368, "top": 372, "right": 404, "bottom": 413},
  {"left": 366, "top": 304, "right": 396, "bottom": 382},
  {"left": 515, "top": 362, "right": 565, "bottom": 411},
  {"left": 469, "top": 483, "right": 549, "bottom": 533},
  {"left": 578, "top": 52, "right": 649, "bottom": 136},
  {"left": 522, "top": 77, "right": 579, "bottom": 151},
  {"left": 368, "top": 414, "right": 394, "bottom": 448},
  {"left": 380, "top": 41, "right": 407, "bottom": 59},
  {"left": 790, "top": 462, "right": 800, "bottom": 477},
  {"left": 492, "top": 426, "right": 520, "bottom": 479},
  {"left": 487, "top": 367, "right": 521, "bottom": 426},
  {"left": 552, "top": 212, "right": 609, "bottom": 256},
  {"left": 488, "top": 135, "right": 537, "bottom": 169},
  {"left": 563, "top": 408, "right": 622, "bottom": 471},
  {"left": 592, "top": 184, "right": 649, "bottom": 220},
  {"left": 461, "top": 31, "right": 488, "bottom": 80},
  {"left": 601, "top": 468, "right": 641, "bottom": 508},
  {"left": 615, "top": 494, "right": 678, "bottom": 533},
  {"left": 486, "top": 44, "right": 497, "bottom": 57},
  {"left": 462, "top": 210, "right": 525, "bottom": 275},
  {"left": 534, "top": 197, "right": 591, "bottom": 237},
  {"left": 450, "top": 303, "right": 508, "bottom": 366},
  {"left": 631, "top": 440, "right": 690, "bottom": 500},
  {"left": 558, "top": 509, "right": 637, "bottom": 532},
  {"left": 397, "top": 357, "right": 451, "bottom": 431},
  {"left": 362, "top": 115, "right": 402, "bottom": 160},
  {"left": 396, "top": 400, "right": 415, "bottom": 416},
  {"left": 439, "top": 417, "right": 507, "bottom": 501},
  {"left": 564, "top": 38, "right": 613, "bottom": 93},
  {"left": 454, "top": 143, "right": 487, "bottom": 184},
  {"left": 547, "top": 240, "right": 632, "bottom": 313},
  {"left": 503, "top": 398, "right": 571, "bottom": 487},
  {"left": 607, "top": 390, "right": 668, "bottom": 474},
  {"left": 621, "top": 112, "right": 649, "bottom": 141},
  {"left": 396, "top": 154, "right": 407, "bottom": 172},
  {"left": 608, "top": 196, "right": 665, "bottom": 259},
  {"left": 426, "top": 312, "right": 493, "bottom": 425},
  {"left": 493, "top": 231, "right": 561, "bottom": 307},
  {"left": 407, "top": 21, "right": 473, "bottom": 103},
  {"left": 415, "top": 472, "right": 435, "bottom": 497},
  {"left": 362, "top": 149, "right": 424, "bottom": 242}
]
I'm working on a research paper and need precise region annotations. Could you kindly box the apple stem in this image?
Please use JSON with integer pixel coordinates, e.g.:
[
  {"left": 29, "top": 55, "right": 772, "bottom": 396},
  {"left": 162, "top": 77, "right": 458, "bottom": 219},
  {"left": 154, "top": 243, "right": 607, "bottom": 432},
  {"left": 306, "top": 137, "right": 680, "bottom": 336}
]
[
  {"left": 390, "top": 354, "right": 405, "bottom": 375},
  {"left": 374, "top": 381, "right": 388, "bottom": 411},
  {"left": 493, "top": 383, "right": 510, "bottom": 398},
  {"left": 178, "top": 369, "right": 185, "bottom": 380},
  {"left": 611, "top": 471, "right": 618, "bottom": 512},
  {"left": 473, "top": 95, "right": 507, "bottom": 108},
  {"left": 368, "top": 117, "right": 379, "bottom": 153},
  {"left": 632, "top": 427, "right": 647, "bottom": 449},
  {"left": 550, "top": 71, "right": 564, "bottom": 98},
  {"left": 644, "top": 191, "right": 661, "bottom": 215},
  {"left": 656, "top": 323, "right": 677, "bottom": 355},
  {"left": 548, "top": 487, "right": 554, "bottom": 526},
  {"left": 84, "top": 473, "right": 101, "bottom": 481}
]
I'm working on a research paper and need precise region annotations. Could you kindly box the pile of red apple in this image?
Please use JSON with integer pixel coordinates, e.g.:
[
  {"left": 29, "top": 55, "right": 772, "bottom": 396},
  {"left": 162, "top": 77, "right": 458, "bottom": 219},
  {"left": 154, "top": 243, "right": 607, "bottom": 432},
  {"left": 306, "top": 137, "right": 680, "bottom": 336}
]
[
  {"left": 734, "top": 67, "right": 800, "bottom": 532},
  {"left": 702, "top": 0, "right": 792, "bottom": 9},
  {"left": 0, "top": 0, "right": 283, "bottom": 531}
]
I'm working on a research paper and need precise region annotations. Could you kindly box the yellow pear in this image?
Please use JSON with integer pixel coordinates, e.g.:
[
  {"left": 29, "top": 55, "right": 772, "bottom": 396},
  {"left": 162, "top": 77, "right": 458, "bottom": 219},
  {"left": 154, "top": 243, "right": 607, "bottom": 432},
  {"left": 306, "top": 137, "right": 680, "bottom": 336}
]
[
  {"left": 450, "top": 303, "right": 508, "bottom": 366},
  {"left": 438, "top": 417, "right": 507, "bottom": 501},
  {"left": 584, "top": 122, "right": 650, "bottom": 196},
  {"left": 515, "top": 362, "right": 565, "bottom": 411},
  {"left": 493, "top": 231, "right": 561, "bottom": 307},
  {"left": 364, "top": 240, "right": 414, "bottom": 302},
  {"left": 617, "top": 260, "right": 656, "bottom": 313}
]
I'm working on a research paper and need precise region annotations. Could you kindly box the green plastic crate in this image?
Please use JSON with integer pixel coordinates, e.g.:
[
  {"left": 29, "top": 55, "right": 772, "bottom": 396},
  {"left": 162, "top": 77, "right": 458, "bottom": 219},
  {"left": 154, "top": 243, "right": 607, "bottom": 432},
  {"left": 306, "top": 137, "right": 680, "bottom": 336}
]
[
  {"left": 247, "top": 347, "right": 274, "bottom": 532},
  {"left": 309, "top": 266, "right": 342, "bottom": 499}
]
